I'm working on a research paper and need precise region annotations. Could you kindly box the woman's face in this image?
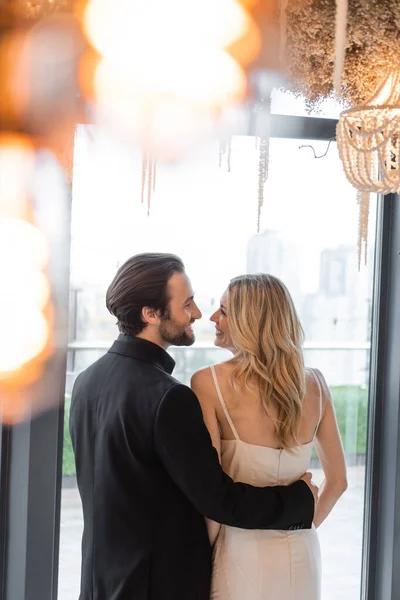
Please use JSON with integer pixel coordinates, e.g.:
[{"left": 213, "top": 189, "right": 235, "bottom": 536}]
[{"left": 210, "top": 289, "right": 235, "bottom": 353}]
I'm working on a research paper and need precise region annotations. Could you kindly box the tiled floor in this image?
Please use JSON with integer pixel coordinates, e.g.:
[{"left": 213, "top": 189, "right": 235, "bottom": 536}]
[{"left": 58, "top": 466, "right": 365, "bottom": 600}]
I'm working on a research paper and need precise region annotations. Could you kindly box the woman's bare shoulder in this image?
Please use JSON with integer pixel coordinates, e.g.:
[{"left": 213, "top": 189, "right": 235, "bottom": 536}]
[
  {"left": 191, "top": 360, "right": 233, "bottom": 391},
  {"left": 190, "top": 366, "right": 213, "bottom": 390},
  {"left": 306, "top": 367, "right": 330, "bottom": 395},
  {"left": 304, "top": 367, "right": 331, "bottom": 414}
]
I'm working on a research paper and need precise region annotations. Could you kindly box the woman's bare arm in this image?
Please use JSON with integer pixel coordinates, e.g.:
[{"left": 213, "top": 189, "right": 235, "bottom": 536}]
[
  {"left": 313, "top": 369, "right": 348, "bottom": 528},
  {"left": 191, "top": 368, "right": 222, "bottom": 545}
]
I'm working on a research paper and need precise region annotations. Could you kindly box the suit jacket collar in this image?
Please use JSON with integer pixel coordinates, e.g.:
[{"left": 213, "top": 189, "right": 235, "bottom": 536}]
[{"left": 108, "top": 335, "right": 175, "bottom": 375}]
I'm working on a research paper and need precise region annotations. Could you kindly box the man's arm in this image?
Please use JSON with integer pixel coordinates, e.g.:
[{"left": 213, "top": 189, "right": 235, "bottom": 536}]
[{"left": 154, "top": 384, "right": 315, "bottom": 530}]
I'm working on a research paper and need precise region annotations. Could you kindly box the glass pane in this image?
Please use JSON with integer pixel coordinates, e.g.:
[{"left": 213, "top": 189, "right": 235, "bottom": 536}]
[{"left": 58, "top": 127, "right": 375, "bottom": 600}]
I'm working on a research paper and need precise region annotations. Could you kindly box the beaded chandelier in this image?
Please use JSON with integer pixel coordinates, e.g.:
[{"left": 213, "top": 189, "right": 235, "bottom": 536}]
[
  {"left": 337, "top": 97, "right": 400, "bottom": 196},
  {"left": 336, "top": 69, "right": 400, "bottom": 264}
]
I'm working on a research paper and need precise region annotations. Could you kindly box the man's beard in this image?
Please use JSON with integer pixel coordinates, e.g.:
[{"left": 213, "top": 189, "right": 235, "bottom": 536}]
[{"left": 159, "top": 312, "right": 195, "bottom": 347}]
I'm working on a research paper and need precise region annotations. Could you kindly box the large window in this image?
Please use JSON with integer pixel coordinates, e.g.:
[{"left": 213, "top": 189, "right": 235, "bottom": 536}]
[{"left": 58, "top": 121, "right": 376, "bottom": 600}]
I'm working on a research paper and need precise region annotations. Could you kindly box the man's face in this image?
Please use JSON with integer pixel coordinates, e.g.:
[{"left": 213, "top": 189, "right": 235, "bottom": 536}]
[{"left": 159, "top": 272, "right": 202, "bottom": 347}]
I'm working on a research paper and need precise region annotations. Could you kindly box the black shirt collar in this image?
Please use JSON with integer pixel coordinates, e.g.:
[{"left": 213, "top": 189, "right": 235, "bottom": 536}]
[{"left": 108, "top": 335, "right": 175, "bottom": 375}]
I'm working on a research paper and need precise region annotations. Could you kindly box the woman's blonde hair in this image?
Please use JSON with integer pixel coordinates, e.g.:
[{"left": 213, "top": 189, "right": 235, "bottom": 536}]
[{"left": 227, "top": 273, "right": 305, "bottom": 449}]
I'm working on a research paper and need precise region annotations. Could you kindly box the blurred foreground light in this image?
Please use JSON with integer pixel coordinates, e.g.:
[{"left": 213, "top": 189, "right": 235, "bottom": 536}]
[
  {"left": 81, "top": 47, "right": 246, "bottom": 160},
  {"left": 0, "top": 134, "right": 36, "bottom": 212},
  {"left": 84, "top": 0, "right": 254, "bottom": 63},
  {"left": 93, "top": 49, "right": 246, "bottom": 108},
  {"left": 87, "top": 51, "right": 245, "bottom": 160},
  {"left": 80, "top": 0, "right": 259, "bottom": 160},
  {"left": 0, "top": 15, "right": 85, "bottom": 178},
  {"left": 0, "top": 135, "right": 54, "bottom": 419}
]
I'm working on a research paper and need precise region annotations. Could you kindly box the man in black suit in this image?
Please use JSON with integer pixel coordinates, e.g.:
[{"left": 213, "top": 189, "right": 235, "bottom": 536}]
[{"left": 70, "top": 253, "right": 317, "bottom": 600}]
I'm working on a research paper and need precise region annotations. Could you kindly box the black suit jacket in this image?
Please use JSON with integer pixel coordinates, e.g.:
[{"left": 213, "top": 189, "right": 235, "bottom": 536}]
[{"left": 69, "top": 335, "right": 314, "bottom": 600}]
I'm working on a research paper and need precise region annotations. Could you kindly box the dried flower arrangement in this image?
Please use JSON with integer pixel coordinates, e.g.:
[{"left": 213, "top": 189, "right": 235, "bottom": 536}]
[{"left": 283, "top": 0, "right": 400, "bottom": 111}]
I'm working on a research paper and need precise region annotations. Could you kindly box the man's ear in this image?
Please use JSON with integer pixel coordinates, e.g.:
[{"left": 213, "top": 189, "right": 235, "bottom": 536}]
[{"left": 141, "top": 306, "right": 160, "bottom": 326}]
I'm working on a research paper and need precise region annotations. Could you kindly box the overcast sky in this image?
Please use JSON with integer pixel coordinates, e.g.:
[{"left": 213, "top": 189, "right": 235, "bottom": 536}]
[{"left": 70, "top": 91, "right": 376, "bottom": 301}]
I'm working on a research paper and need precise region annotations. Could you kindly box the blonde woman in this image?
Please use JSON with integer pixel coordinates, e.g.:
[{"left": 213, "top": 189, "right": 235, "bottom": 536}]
[{"left": 191, "top": 274, "right": 347, "bottom": 600}]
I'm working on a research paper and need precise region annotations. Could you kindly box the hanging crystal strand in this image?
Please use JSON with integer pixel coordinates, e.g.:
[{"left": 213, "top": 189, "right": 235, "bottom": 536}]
[
  {"left": 219, "top": 139, "right": 226, "bottom": 168},
  {"left": 219, "top": 136, "right": 232, "bottom": 171},
  {"left": 141, "top": 152, "right": 156, "bottom": 214},
  {"left": 226, "top": 137, "right": 232, "bottom": 172},
  {"left": 147, "top": 156, "right": 154, "bottom": 216},
  {"left": 356, "top": 190, "right": 370, "bottom": 269},
  {"left": 152, "top": 157, "right": 157, "bottom": 192},
  {"left": 141, "top": 152, "right": 148, "bottom": 204},
  {"left": 256, "top": 95, "right": 271, "bottom": 233},
  {"left": 257, "top": 138, "right": 269, "bottom": 233}
]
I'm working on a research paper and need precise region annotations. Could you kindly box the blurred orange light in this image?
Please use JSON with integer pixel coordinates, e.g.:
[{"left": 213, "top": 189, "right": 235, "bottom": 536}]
[
  {"left": 84, "top": 0, "right": 251, "bottom": 62},
  {"left": 0, "top": 134, "right": 35, "bottom": 217},
  {"left": 0, "top": 308, "right": 49, "bottom": 375},
  {"left": 0, "top": 136, "right": 52, "bottom": 385},
  {"left": 227, "top": 12, "right": 261, "bottom": 66},
  {"left": 0, "top": 218, "right": 49, "bottom": 274},
  {"left": 0, "top": 217, "right": 51, "bottom": 376}
]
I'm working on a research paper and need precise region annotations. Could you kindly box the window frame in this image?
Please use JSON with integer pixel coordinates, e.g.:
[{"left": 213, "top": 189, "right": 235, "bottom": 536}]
[{"left": 0, "top": 114, "right": 398, "bottom": 600}]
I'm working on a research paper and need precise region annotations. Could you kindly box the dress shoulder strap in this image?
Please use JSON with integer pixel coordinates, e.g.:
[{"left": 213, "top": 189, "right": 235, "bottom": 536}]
[
  {"left": 309, "top": 368, "right": 323, "bottom": 438},
  {"left": 210, "top": 365, "right": 240, "bottom": 440}
]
